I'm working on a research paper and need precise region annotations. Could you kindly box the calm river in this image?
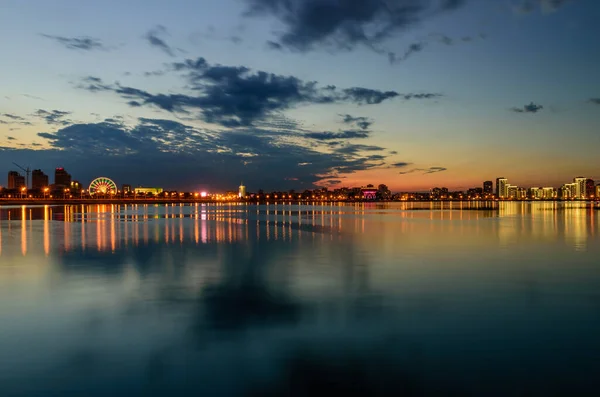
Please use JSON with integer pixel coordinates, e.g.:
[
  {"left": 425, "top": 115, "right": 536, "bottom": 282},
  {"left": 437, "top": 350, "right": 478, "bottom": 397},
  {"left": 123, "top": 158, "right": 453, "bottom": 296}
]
[{"left": 1, "top": 202, "right": 599, "bottom": 396}]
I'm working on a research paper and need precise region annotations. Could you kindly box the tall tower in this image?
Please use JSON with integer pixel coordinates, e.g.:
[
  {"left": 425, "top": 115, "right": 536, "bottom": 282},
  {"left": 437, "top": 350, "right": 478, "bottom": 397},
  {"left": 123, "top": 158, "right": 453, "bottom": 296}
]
[
  {"left": 31, "top": 169, "right": 49, "bottom": 189},
  {"left": 496, "top": 177, "right": 508, "bottom": 199},
  {"left": 238, "top": 182, "right": 246, "bottom": 198},
  {"left": 7, "top": 171, "right": 25, "bottom": 189},
  {"left": 483, "top": 181, "right": 493, "bottom": 195},
  {"left": 55, "top": 168, "right": 72, "bottom": 187},
  {"left": 573, "top": 177, "right": 587, "bottom": 199}
]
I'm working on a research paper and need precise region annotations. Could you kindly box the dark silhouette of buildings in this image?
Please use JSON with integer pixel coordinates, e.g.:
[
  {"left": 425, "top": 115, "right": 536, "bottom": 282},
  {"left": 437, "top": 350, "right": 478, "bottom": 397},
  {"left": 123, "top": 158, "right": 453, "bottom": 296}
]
[
  {"left": 32, "top": 169, "right": 49, "bottom": 190},
  {"left": 54, "top": 168, "right": 72, "bottom": 187},
  {"left": 483, "top": 181, "right": 493, "bottom": 195},
  {"left": 7, "top": 171, "right": 25, "bottom": 189},
  {"left": 586, "top": 179, "right": 595, "bottom": 197}
]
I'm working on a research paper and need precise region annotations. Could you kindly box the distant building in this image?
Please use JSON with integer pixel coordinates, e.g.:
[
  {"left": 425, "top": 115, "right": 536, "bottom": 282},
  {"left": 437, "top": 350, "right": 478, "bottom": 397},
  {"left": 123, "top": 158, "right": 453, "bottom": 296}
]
[
  {"left": 496, "top": 178, "right": 508, "bottom": 198},
  {"left": 122, "top": 184, "right": 132, "bottom": 193},
  {"left": 134, "top": 187, "right": 163, "bottom": 195},
  {"left": 586, "top": 179, "right": 595, "bottom": 198},
  {"left": 483, "top": 181, "right": 493, "bottom": 195},
  {"left": 596, "top": 185, "right": 600, "bottom": 199},
  {"left": 573, "top": 177, "right": 586, "bottom": 199},
  {"left": 507, "top": 185, "right": 518, "bottom": 199},
  {"left": 31, "top": 169, "right": 49, "bottom": 190},
  {"left": 542, "top": 187, "right": 555, "bottom": 200},
  {"left": 361, "top": 187, "right": 377, "bottom": 200},
  {"left": 529, "top": 187, "right": 541, "bottom": 199},
  {"left": 239, "top": 183, "right": 246, "bottom": 198},
  {"left": 55, "top": 168, "right": 72, "bottom": 187},
  {"left": 467, "top": 187, "right": 483, "bottom": 198},
  {"left": 8, "top": 171, "right": 25, "bottom": 190},
  {"left": 560, "top": 183, "right": 577, "bottom": 199},
  {"left": 431, "top": 187, "right": 448, "bottom": 200}
]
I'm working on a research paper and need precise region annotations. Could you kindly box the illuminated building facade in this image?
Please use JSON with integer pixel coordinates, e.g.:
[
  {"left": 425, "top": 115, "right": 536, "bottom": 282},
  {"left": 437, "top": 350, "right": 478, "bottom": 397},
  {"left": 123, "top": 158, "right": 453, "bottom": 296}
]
[
  {"left": 31, "top": 169, "right": 49, "bottom": 190},
  {"left": 596, "top": 185, "right": 600, "bottom": 199},
  {"left": 507, "top": 185, "right": 518, "bottom": 199},
  {"left": 361, "top": 188, "right": 377, "bottom": 200},
  {"left": 542, "top": 187, "right": 555, "bottom": 199},
  {"left": 529, "top": 187, "right": 540, "bottom": 199},
  {"left": 239, "top": 183, "right": 246, "bottom": 198},
  {"left": 573, "top": 177, "right": 587, "bottom": 199},
  {"left": 55, "top": 168, "right": 72, "bottom": 187},
  {"left": 134, "top": 187, "right": 163, "bottom": 195},
  {"left": 496, "top": 177, "right": 508, "bottom": 198},
  {"left": 8, "top": 171, "right": 25, "bottom": 189}
]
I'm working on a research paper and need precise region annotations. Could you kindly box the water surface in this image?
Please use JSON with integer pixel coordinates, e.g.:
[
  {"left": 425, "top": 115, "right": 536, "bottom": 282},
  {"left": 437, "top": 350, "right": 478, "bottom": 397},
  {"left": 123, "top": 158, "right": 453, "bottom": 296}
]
[{"left": 1, "top": 202, "right": 599, "bottom": 396}]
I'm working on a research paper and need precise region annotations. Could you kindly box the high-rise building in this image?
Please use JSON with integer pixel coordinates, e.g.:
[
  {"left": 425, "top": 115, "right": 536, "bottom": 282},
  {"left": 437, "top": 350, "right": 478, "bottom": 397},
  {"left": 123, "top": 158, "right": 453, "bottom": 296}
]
[
  {"left": 542, "top": 187, "right": 555, "bottom": 200},
  {"left": 496, "top": 177, "right": 508, "bottom": 198},
  {"left": 586, "top": 179, "right": 595, "bottom": 197},
  {"left": 529, "top": 187, "right": 540, "bottom": 199},
  {"left": 596, "top": 185, "right": 600, "bottom": 199},
  {"left": 31, "top": 169, "right": 49, "bottom": 190},
  {"left": 238, "top": 183, "right": 247, "bottom": 198},
  {"left": 507, "top": 185, "right": 518, "bottom": 199},
  {"left": 573, "top": 177, "right": 587, "bottom": 199},
  {"left": 7, "top": 171, "right": 25, "bottom": 190},
  {"left": 54, "top": 167, "right": 72, "bottom": 187},
  {"left": 483, "top": 181, "right": 493, "bottom": 195}
]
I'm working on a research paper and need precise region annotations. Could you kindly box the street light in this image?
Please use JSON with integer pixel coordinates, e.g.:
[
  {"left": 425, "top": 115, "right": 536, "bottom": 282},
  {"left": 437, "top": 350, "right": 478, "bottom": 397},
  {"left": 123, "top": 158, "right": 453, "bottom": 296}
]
[
  {"left": 43, "top": 187, "right": 49, "bottom": 199},
  {"left": 21, "top": 186, "right": 27, "bottom": 199}
]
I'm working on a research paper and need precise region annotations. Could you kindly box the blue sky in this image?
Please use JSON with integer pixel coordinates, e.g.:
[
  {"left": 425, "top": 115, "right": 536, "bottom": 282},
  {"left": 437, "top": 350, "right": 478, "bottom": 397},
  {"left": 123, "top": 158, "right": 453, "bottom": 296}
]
[{"left": 0, "top": 0, "right": 598, "bottom": 192}]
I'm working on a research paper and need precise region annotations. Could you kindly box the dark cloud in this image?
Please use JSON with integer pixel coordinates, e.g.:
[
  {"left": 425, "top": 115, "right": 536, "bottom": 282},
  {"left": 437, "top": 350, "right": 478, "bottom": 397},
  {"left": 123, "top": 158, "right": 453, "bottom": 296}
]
[
  {"left": 41, "top": 34, "right": 106, "bottom": 51},
  {"left": 1, "top": 113, "right": 33, "bottom": 126},
  {"left": 513, "top": 0, "right": 573, "bottom": 14},
  {"left": 305, "top": 130, "right": 370, "bottom": 140},
  {"left": 391, "top": 162, "right": 411, "bottom": 168},
  {"left": 589, "top": 98, "right": 600, "bottom": 105},
  {"left": 340, "top": 114, "right": 372, "bottom": 130},
  {"left": 77, "top": 76, "right": 112, "bottom": 92},
  {"left": 510, "top": 102, "right": 544, "bottom": 114},
  {"left": 341, "top": 87, "right": 399, "bottom": 104},
  {"left": 399, "top": 166, "right": 447, "bottom": 175},
  {"left": 145, "top": 25, "right": 175, "bottom": 57},
  {"left": 6, "top": 136, "right": 16, "bottom": 141},
  {"left": 2, "top": 113, "right": 25, "bottom": 121},
  {"left": 389, "top": 42, "right": 426, "bottom": 64},
  {"left": 334, "top": 144, "right": 385, "bottom": 156},
  {"left": 243, "top": 0, "right": 466, "bottom": 52},
  {"left": 34, "top": 109, "right": 73, "bottom": 126},
  {"left": 26, "top": 118, "right": 389, "bottom": 190},
  {"left": 388, "top": 33, "right": 484, "bottom": 64},
  {"left": 81, "top": 59, "right": 437, "bottom": 127}
]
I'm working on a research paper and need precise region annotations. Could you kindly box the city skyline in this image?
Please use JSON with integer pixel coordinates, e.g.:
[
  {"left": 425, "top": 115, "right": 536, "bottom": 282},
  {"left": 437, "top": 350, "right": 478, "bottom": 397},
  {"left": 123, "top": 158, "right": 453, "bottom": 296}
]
[
  {"left": 2, "top": 164, "right": 598, "bottom": 200},
  {"left": 1, "top": 0, "right": 599, "bottom": 191}
]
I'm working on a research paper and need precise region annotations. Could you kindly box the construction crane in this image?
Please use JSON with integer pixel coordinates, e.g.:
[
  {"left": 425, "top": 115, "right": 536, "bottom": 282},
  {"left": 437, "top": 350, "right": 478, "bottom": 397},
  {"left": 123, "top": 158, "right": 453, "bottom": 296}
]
[{"left": 12, "top": 162, "right": 31, "bottom": 189}]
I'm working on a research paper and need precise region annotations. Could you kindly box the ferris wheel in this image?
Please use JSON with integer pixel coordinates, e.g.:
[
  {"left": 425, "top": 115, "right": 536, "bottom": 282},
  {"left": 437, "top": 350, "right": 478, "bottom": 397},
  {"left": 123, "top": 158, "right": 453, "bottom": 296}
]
[{"left": 89, "top": 177, "right": 117, "bottom": 195}]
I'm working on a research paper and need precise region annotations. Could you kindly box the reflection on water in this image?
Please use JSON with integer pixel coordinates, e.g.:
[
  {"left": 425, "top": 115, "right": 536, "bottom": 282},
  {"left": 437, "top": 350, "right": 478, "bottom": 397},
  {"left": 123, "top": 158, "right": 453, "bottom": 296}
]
[{"left": 0, "top": 202, "right": 599, "bottom": 396}]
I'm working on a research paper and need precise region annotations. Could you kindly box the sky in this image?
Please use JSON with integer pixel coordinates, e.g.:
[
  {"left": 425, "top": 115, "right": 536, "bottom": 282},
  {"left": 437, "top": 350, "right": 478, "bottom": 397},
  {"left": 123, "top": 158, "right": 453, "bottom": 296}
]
[{"left": 0, "top": 0, "right": 599, "bottom": 192}]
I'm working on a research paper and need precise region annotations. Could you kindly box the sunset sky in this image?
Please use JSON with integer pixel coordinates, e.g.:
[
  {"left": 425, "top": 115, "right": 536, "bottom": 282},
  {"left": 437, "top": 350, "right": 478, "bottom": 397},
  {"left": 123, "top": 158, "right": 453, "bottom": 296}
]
[{"left": 1, "top": 0, "right": 598, "bottom": 192}]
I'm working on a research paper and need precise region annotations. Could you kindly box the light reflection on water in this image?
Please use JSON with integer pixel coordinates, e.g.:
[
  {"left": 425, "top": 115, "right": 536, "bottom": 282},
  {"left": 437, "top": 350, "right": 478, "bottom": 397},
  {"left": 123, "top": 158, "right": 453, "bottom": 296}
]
[{"left": 0, "top": 202, "right": 599, "bottom": 396}]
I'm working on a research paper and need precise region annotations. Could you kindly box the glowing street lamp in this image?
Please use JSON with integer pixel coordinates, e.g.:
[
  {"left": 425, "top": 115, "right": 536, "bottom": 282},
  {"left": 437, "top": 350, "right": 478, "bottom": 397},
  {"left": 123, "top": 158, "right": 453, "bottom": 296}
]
[
  {"left": 21, "top": 186, "right": 27, "bottom": 199},
  {"left": 43, "top": 187, "right": 49, "bottom": 199}
]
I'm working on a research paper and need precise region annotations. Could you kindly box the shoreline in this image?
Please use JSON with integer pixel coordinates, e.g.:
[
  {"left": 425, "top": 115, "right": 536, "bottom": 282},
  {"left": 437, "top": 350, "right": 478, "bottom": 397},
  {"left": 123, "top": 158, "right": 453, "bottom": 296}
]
[{"left": 0, "top": 199, "right": 598, "bottom": 206}]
